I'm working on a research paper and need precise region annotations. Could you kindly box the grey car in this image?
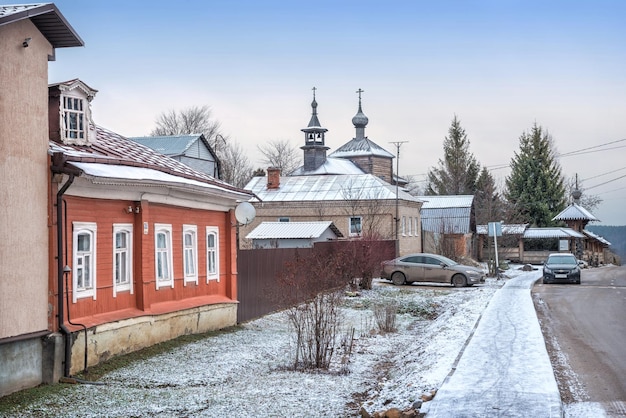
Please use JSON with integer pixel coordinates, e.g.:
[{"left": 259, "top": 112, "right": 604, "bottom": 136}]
[{"left": 380, "top": 253, "right": 486, "bottom": 287}]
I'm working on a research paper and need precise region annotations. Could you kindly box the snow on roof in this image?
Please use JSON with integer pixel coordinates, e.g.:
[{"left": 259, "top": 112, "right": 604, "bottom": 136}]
[
  {"left": 245, "top": 221, "right": 343, "bottom": 240},
  {"left": 583, "top": 229, "right": 611, "bottom": 246},
  {"left": 50, "top": 126, "right": 251, "bottom": 199},
  {"left": 418, "top": 195, "right": 474, "bottom": 209},
  {"left": 290, "top": 157, "right": 365, "bottom": 176},
  {"left": 128, "top": 134, "right": 204, "bottom": 156},
  {"left": 476, "top": 224, "right": 529, "bottom": 235},
  {"left": 552, "top": 203, "right": 599, "bottom": 222},
  {"left": 244, "top": 174, "right": 422, "bottom": 203},
  {"left": 523, "top": 227, "right": 585, "bottom": 239},
  {"left": 329, "top": 137, "right": 395, "bottom": 159}
]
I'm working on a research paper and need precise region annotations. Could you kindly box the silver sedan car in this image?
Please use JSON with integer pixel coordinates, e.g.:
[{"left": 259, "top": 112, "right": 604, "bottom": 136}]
[{"left": 380, "top": 253, "right": 486, "bottom": 287}]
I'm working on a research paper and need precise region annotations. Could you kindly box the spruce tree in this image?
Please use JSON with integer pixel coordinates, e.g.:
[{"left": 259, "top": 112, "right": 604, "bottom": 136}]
[
  {"left": 505, "top": 124, "right": 567, "bottom": 227},
  {"left": 427, "top": 115, "right": 480, "bottom": 195},
  {"left": 474, "top": 167, "right": 503, "bottom": 225}
]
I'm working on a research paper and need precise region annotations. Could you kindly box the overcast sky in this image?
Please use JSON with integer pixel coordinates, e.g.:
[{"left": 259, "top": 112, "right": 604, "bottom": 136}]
[{"left": 48, "top": 0, "right": 626, "bottom": 225}]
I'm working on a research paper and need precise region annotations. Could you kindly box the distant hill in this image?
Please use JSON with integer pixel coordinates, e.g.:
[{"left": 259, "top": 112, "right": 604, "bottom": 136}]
[{"left": 587, "top": 225, "right": 626, "bottom": 261}]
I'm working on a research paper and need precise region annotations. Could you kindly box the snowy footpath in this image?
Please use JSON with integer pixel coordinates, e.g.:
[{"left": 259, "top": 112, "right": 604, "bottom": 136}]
[{"left": 422, "top": 271, "right": 563, "bottom": 417}]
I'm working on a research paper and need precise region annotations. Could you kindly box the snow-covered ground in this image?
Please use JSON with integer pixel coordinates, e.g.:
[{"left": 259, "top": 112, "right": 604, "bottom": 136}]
[{"left": 5, "top": 267, "right": 601, "bottom": 417}]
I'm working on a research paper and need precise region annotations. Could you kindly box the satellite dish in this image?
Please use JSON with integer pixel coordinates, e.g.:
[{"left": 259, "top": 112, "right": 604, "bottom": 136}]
[{"left": 235, "top": 201, "right": 256, "bottom": 225}]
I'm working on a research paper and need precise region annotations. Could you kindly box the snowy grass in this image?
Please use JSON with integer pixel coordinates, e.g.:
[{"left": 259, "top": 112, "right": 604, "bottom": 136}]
[{"left": 2, "top": 278, "right": 504, "bottom": 417}]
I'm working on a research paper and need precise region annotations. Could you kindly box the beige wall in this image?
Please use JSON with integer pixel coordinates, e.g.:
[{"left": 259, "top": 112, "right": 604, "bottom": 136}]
[
  {"left": 239, "top": 199, "right": 422, "bottom": 255},
  {"left": 0, "top": 20, "right": 53, "bottom": 338}
]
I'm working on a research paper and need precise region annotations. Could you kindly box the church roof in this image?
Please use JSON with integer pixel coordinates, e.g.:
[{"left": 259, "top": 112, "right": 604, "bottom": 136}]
[
  {"left": 552, "top": 203, "right": 599, "bottom": 222},
  {"left": 330, "top": 137, "right": 395, "bottom": 159},
  {"left": 244, "top": 173, "right": 422, "bottom": 203},
  {"left": 290, "top": 157, "right": 365, "bottom": 176}
]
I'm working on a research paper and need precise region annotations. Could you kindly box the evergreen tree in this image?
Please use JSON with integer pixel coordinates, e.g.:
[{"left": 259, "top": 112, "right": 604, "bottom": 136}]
[
  {"left": 505, "top": 124, "right": 567, "bottom": 227},
  {"left": 474, "top": 167, "right": 504, "bottom": 225},
  {"left": 427, "top": 115, "right": 480, "bottom": 195}
]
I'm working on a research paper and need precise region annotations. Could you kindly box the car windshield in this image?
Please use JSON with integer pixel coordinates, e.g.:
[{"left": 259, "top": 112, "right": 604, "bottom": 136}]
[{"left": 547, "top": 255, "right": 577, "bottom": 265}]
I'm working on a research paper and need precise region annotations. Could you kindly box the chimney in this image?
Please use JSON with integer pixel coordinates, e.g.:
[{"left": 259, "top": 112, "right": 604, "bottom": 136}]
[{"left": 267, "top": 167, "right": 280, "bottom": 189}]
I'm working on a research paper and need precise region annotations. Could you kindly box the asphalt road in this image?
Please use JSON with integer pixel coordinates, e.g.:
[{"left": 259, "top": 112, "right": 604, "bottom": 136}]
[{"left": 533, "top": 264, "right": 626, "bottom": 415}]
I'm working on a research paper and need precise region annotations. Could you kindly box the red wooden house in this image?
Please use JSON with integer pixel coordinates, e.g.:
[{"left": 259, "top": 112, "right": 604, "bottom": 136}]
[{"left": 47, "top": 79, "right": 252, "bottom": 376}]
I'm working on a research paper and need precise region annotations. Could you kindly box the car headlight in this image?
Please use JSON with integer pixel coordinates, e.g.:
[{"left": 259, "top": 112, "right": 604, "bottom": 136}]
[{"left": 543, "top": 267, "right": 552, "bottom": 274}]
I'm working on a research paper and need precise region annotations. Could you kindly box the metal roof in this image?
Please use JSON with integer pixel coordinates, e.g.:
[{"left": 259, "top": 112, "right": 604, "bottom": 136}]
[
  {"left": 245, "top": 221, "right": 343, "bottom": 240},
  {"left": 553, "top": 203, "right": 599, "bottom": 222},
  {"left": 290, "top": 157, "right": 365, "bottom": 176},
  {"left": 418, "top": 195, "right": 474, "bottom": 209},
  {"left": 330, "top": 137, "right": 395, "bottom": 159},
  {"left": 0, "top": 3, "right": 83, "bottom": 48},
  {"left": 523, "top": 227, "right": 585, "bottom": 239},
  {"left": 244, "top": 173, "right": 422, "bottom": 203},
  {"left": 128, "top": 134, "right": 205, "bottom": 156},
  {"left": 50, "top": 125, "right": 250, "bottom": 198}
]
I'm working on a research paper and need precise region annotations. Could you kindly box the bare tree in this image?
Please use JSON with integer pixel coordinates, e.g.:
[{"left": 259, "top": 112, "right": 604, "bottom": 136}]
[
  {"left": 340, "top": 178, "right": 393, "bottom": 238},
  {"left": 151, "top": 105, "right": 221, "bottom": 139},
  {"left": 257, "top": 139, "right": 302, "bottom": 175},
  {"left": 218, "top": 140, "right": 254, "bottom": 188}
]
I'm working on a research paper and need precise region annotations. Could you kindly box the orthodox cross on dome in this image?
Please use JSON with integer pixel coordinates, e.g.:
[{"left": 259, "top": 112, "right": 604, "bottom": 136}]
[
  {"left": 312, "top": 86, "right": 317, "bottom": 99},
  {"left": 356, "top": 88, "right": 364, "bottom": 103}
]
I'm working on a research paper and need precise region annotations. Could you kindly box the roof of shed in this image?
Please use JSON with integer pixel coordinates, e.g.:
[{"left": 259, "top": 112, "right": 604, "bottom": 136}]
[
  {"left": 583, "top": 229, "right": 611, "bottom": 246},
  {"left": 244, "top": 174, "right": 422, "bottom": 203},
  {"left": 246, "top": 221, "right": 343, "bottom": 240},
  {"left": 421, "top": 207, "right": 473, "bottom": 234},
  {"left": 0, "top": 3, "right": 83, "bottom": 47},
  {"left": 418, "top": 195, "right": 474, "bottom": 209},
  {"left": 476, "top": 224, "right": 529, "bottom": 235},
  {"left": 553, "top": 203, "right": 599, "bottom": 222}
]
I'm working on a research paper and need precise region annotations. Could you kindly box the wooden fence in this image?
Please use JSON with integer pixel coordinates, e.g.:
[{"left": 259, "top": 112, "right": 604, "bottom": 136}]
[{"left": 236, "top": 240, "right": 396, "bottom": 323}]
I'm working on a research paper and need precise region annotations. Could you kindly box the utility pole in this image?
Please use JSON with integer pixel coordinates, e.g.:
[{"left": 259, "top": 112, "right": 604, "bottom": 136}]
[{"left": 390, "top": 141, "right": 407, "bottom": 257}]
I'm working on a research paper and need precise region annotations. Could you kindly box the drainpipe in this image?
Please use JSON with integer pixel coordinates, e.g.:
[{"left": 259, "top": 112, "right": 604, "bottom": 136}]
[{"left": 56, "top": 172, "right": 75, "bottom": 377}]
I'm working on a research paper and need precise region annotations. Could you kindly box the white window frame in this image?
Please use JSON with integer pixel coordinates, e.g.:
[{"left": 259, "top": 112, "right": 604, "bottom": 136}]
[
  {"left": 349, "top": 216, "right": 362, "bottom": 237},
  {"left": 206, "top": 226, "right": 220, "bottom": 282},
  {"left": 112, "top": 224, "right": 133, "bottom": 297},
  {"left": 401, "top": 216, "right": 407, "bottom": 236},
  {"left": 154, "top": 224, "right": 174, "bottom": 289},
  {"left": 183, "top": 225, "right": 198, "bottom": 285},
  {"left": 415, "top": 217, "right": 420, "bottom": 237},
  {"left": 72, "top": 222, "right": 97, "bottom": 303},
  {"left": 62, "top": 95, "right": 86, "bottom": 141},
  {"left": 408, "top": 217, "right": 413, "bottom": 236}
]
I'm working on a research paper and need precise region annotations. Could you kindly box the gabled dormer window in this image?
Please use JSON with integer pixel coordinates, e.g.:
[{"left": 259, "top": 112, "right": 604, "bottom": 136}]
[
  {"left": 50, "top": 79, "right": 98, "bottom": 146},
  {"left": 63, "top": 96, "right": 85, "bottom": 140}
]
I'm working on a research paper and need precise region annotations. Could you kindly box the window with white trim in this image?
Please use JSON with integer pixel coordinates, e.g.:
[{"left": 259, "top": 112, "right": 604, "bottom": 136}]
[
  {"left": 113, "top": 224, "right": 133, "bottom": 297},
  {"left": 183, "top": 225, "right": 198, "bottom": 285},
  {"left": 206, "top": 227, "right": 219, "bottom": 281},
  {"left": 401, "top": 216, "right": 407, "bottom": 236},
  {"left": 349, "top": 216, "right": 362, "bottom": 236},
  {"left": 415, "top": 217, "right": 420, "bottom": 236},
  {"left": 63, "top": 96, "right": 85, "bottom": 140},
  {"left": 72, "top": 222, "right": 97, "bottom": 303},
  {"left": 154, "top": 224, "right": 174, "bottom": 289},
  {"left": 408, "top": 217, "right": 413, "bottom": 236}
]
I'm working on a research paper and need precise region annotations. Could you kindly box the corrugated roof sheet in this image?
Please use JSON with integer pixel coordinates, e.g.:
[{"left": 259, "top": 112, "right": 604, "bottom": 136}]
[
  {"left": 421, "top": 207, "right": 472, "bottom": 234},
  {"left": 0, "top": 3, "right": 83, "bottom": 48},
  {"left": 128, "top": 135, "right": 203, "bottom": 156},
  {"left": 418, "top": 195, "right": 474, "bottom": 209},
  {"left": 553, "top": 203, "right": 599, "bottom": 222},
  {"left": 523, "top": 228, "right": 585, "bottom": 239},
  {"left": 50, "top": 125, "right": 250, "bottom": 198},
  {"left": 245, "top": 221, "right": 342, "bottom": 239},
  {"left": 244, "top": 173, "right": 422, "bottom": 203},
  {"left": 330, "top": 137, "right": 395, "bottom": 159}
]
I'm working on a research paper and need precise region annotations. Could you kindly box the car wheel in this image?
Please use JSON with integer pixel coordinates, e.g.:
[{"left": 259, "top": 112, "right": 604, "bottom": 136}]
[
  {"left": 452, "top": 274, "right": 466, "bottom": 287},
  {"left": 543, "top": 278, "right": 549, "bottom": 284},
  {"left": 391, "top": 272, "right": 406, "bottom": 286}
]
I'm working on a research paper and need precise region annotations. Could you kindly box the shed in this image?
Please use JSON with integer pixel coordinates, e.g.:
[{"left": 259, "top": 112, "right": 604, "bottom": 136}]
[{"left": 246, "top": 221, "right": 343, "bottom": 249}]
